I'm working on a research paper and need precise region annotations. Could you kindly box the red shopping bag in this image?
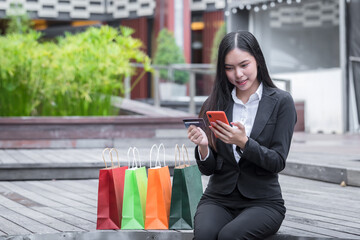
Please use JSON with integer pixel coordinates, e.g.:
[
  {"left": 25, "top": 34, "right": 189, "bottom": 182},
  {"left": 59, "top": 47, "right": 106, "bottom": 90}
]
[
  {"left": 145, "top": 144, "right": 172, "bottom": 229},
  {"left": 96, "top": 148, "right": 128, "bottom": 230}
]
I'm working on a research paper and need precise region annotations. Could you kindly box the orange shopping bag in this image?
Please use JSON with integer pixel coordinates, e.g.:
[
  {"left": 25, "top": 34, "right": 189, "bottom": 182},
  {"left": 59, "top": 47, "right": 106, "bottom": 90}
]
[
  {"left": 145, "top": 143, "right": 172, "bottom": 229},
  {"left": 96, "top": 148, "right": 128, "bottom": 230}
]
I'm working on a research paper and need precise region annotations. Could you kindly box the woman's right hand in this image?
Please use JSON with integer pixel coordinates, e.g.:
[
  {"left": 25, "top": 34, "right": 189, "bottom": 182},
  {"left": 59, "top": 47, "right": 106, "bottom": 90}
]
[{"left": 187, "top": 125, "right": 209, "bottom": 159}]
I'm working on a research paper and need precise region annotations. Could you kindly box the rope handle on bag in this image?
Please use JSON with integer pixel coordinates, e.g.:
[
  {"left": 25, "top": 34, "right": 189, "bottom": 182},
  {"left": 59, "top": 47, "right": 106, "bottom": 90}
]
[
  {"left": 102, "top": 148, "right": 110, "bottom": 168},
  {"left": 109, "top": 148, "right": 120, "bottom": 168},
  {"left": 127, "top": 147, "right": 133, "bottom": 168},
  {"left": 174, "top": 144, "right": 181, "bottom": 168},
  {"left": 156, "top": 143, "right": 166, "bottom": 168},
  {"left": 149, "top": 144, "right": 158, "bottom": 169},
  {"left": 133, "top": 147, "right": 141, "bottom": 168},
  {"left": 182, "top": 144, "right": 190, "bottom": 166}
]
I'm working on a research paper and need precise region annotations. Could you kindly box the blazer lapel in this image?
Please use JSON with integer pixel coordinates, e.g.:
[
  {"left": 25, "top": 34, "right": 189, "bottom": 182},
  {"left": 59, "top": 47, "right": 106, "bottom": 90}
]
[{"left": 250, "top": 86, "right": 278, "bottom": 140}]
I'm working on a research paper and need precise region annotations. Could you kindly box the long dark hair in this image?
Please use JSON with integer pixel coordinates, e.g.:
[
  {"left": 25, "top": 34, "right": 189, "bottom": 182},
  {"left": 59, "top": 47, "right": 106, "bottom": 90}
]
[{"left": 199, "top": 31, "right": 276, "bottom": 150}]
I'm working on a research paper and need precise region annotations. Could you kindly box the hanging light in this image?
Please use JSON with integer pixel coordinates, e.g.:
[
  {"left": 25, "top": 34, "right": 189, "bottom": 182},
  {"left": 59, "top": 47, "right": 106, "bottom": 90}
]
[
  {"left": 270, "top": 2, "right": 276, "bottom": 7},
  {"left": 262, "top": 4, "right": 268, "bottom": 10},
  {"left": 287, "top": 0, "right": 292, "bottom": 4},
  {"left": 296, "top": 0, "right": 301, "bottom": 3},
  {"left": 254, "top": 6, "right": 260, "bottom": 12},
  {"left": 246, "top": 4, "right": 252, "bottom": 10},
  {"left": 277, "top": 0, "right": 283, "bottom": 3},
  {"left": 239, "top": 4, "right": 245, "bottom": 10},
  {"left": 225, "top": 10, "right": 230, "bottom": 16},
  {"left": 232, "top": 8, "right": 237, "bottom": 14}
]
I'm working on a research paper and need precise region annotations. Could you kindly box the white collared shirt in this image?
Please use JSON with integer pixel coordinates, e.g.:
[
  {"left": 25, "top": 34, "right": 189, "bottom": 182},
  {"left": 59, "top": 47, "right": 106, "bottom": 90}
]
[
  {"left": 199, "top": 83, "right": 263, "bottom": 162},
  {"left": 231, "top": 82, "right": 263, "bottom": 162}
]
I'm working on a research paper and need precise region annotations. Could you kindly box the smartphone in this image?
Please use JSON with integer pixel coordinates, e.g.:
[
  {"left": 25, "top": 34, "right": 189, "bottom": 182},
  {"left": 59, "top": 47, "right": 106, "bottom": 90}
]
[
  {"left": 183, "top": 118, "right": 206, "bottom": 129},
  {"left": 206, "top": 111, "right": 230, "bottom": 125}
]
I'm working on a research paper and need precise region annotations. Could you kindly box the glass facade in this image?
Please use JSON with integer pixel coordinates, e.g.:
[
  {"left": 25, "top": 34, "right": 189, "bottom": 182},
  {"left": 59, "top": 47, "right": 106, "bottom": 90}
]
[{"left": 251, "top": 0, "right": 340, "bottom": 74}]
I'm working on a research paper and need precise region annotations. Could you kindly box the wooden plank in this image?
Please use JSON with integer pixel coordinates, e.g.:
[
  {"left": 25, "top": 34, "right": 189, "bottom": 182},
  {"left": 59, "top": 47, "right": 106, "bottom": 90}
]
[
  {"left": 0, "top": 206, "right": 58, "bottom": 234},
  {"left": 286, "top": 211, "right": 360, "bottom": 235},
  {"left": 0, "top": 182, "right": 67, "bottom": 208},
  {"left": 55, "top": 207, "right": 97, "bottom": 224},
  {"left": 289, "top": 205, "right": 360, "bottom": 225},
  {"left": 0, "top": 182, "right": 97, "bottom": 224},
  {"left": 0, "top": 195, "right": 83, "bottom": 233},
  {"left": 280, "top": 175, "right": 360, "bottom": 200},
  {"left": 282, "top": 219, "right": 358, "bottom": 239},
  {"left": 8, "top": 181, "right": 90, "bottom": 209},
  {"left": 4, "top": 150, "right": 34, "bottom": 163},
  {"left": 71, "top": 149, "right": 103, "bottom": 163},
  {"left": 277, "top": 225, "right": 329, "bottom": 238},
  {"left": 0, "top": 150, "right": 18, "bottom": 164},
  {"left": 284, "top": 193, "right": 360, "bottom": 218},
  {"left": 25, "top": 181, "right": 96, "bottom": 207},
  {"left": 0, "top": 215, "right": 31, "bottom": 236},
  {"left": 50, "top": 150, "right": 83, "bottom": 163},
  {"left": 0, "top": 229, "right": 7, "bottom": 236},
  {"left": 47, "top": 182, "right": 97, "bottom": 202},
  {"left": 59, "top": 180, "right": 98, "bottom": 194},
  {"left": 19, "top": 150, "right": 52, "bottom": 164},
  {"left": 37, "top": 150, "right": 69, "bottom": 163},
  {"left": 33, "top": 207, "right": 94, "bottom": 231}
]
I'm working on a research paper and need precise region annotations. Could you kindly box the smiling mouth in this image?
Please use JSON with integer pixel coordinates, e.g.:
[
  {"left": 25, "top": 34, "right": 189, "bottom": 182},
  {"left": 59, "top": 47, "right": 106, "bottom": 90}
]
[{"left": 236, "top": 79, "right": 248, "bottom": 85}]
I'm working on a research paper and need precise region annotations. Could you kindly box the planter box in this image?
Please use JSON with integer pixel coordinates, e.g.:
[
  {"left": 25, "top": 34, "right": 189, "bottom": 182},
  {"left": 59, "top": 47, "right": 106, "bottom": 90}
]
[
  {"left": 0, "top": 116, "right": 187, "bottom": 149},
  {"left": 159, "top": 82, "right": 187, "bottom": 101}
]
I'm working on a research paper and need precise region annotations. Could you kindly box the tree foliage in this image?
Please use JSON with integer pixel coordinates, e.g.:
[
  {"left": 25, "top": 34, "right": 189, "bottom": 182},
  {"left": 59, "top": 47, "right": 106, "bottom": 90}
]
[
  {"left": 153, "top": 28, "right": 188, "bottom": 84},
  {"left": 0, "top": 26, "right": 152, "bottom": 116}
]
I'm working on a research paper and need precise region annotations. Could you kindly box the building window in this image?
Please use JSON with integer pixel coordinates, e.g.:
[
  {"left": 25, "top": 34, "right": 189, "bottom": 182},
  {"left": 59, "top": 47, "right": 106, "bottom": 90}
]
[
  {"left": 90, "top": 1, "right": 101, "bottom": 5},
  {"left": 252, "top": 0, "right": 339, "bottom": 73},
  {"left": 43, "top": 5, "right": 55, "bottom": 9},
  {"left": 58, "top": 0, "right": 70, "bottom": 4},
  {"left": 141, "top": 3, "right": 149, "bottom": 8},
  {"left": 74, "top": 6, "right": 86, "bottom": 10}
]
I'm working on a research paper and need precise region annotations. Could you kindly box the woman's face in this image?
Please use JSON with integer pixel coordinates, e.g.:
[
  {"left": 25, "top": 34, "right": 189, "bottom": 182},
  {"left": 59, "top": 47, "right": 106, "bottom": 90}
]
[{"left": 224, "top": 48, "right": 260, "bottom": 97}]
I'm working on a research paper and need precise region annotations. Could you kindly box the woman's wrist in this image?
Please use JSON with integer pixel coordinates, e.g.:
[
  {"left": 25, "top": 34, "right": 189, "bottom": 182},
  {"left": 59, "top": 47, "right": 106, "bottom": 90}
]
[
  {"left": 239, "top": 136, "right": 249, "bottom": 149},
  {"left": 198, "top": 145, "right": 209, "bottom": 159}
]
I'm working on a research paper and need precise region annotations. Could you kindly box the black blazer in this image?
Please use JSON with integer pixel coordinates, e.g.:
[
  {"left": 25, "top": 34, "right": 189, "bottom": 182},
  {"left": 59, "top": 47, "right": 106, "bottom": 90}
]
[{"left": 195, "top": 85, "right": 297, "bottom": 199}]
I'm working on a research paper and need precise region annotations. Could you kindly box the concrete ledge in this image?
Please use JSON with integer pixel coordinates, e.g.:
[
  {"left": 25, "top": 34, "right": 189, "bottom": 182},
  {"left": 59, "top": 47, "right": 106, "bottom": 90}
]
[
  {"left": 0, "top": 160, "right": 197, "bottom": 181},
  {"left": 0, "top": 230, "right": 333, "bottom": 240},
  {"left": 1, "top": 159, "right": 359, "bottom": 188},
  {"left": 0, "top": 117, "right": 192, "bottom": 149},
  {"left": 281, "top": 162, "right": 360, "bottom": 187}
]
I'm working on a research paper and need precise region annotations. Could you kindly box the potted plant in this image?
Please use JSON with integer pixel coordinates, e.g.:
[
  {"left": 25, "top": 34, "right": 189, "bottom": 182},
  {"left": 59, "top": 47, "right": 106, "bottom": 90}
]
[{"left": 153, "top": 28, "right": 189, "bottom": 100}]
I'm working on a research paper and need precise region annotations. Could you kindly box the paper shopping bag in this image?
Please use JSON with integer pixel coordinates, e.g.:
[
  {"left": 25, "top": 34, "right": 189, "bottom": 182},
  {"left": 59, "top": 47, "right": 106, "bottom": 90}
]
[
  {"left": 169, "top": 144, "right": 203, "bottom": 230},
  {"left": 121, "top": 147, "right": 148, "bottom": 229},
  {"left": 145, "top": 144, "right": 172, "bottom": 229},
  {"left": 96, "top": 148, "right": 128, "bottom": 230},
  {"left": 109, "top": 148, "right": 127, "bottom": 228}
]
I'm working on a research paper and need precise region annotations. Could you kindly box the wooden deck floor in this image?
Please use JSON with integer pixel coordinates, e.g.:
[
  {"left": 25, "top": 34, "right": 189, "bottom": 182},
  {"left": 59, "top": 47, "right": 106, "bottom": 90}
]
[{"left": 0, "top": 175, "right": 359, "bottom": 239}]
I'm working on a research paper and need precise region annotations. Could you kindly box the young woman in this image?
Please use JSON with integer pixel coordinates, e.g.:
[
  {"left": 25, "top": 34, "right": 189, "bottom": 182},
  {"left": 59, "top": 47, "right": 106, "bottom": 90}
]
[{"left": 187, "top": 31, "right": 297, "bottom": 240}]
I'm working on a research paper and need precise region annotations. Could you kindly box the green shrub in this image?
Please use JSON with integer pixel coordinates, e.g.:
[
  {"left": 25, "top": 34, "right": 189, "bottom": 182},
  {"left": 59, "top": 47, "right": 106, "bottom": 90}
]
[
  {"left": 153, "top": 28, "right": 188, "bottom": 84},
  {"left": 0, "top": 26, "right": 152, "bottom": 116}
]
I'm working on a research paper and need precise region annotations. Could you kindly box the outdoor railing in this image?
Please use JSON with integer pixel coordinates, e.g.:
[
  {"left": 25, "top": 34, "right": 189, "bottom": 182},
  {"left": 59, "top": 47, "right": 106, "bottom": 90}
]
[{"left": 127, "top": 63, "right": 291, "bottom": 115}]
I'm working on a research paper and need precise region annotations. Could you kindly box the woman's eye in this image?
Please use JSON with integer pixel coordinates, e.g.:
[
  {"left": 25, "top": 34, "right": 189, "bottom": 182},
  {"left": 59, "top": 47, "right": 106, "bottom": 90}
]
[
  {"left": 225, "top": 67, "right": 233, "bottom": 70},
  {"left": 241, "top": 64, "right": 248, "bottom": 68}
]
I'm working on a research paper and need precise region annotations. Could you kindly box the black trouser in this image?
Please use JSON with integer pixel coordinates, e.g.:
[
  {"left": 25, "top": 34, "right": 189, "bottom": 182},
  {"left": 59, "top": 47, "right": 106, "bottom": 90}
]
[{"left": 194, "top": 189, "right": 285, "bottom": 240}]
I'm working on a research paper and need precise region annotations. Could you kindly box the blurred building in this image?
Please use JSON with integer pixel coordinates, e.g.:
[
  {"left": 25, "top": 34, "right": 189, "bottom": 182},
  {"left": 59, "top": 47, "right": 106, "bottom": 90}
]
[
  {"left": 0, "top": 0, "right": 225, "bottom": 99},
  {"left": 227, "top": 0, "right": 360, "bottom": 134}
]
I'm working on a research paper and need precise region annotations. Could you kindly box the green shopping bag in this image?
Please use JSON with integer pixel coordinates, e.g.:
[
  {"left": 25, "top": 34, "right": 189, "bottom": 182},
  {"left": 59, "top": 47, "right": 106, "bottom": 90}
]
[
  {"left": 169, "top": 144, "right": 203, "bottom": 230},
  {"left": 121, "top": 147, "right": 148, "bottom": 229}
]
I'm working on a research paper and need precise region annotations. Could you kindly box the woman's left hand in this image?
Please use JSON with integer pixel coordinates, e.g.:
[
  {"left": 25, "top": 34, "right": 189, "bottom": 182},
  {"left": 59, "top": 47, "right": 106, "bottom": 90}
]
[{"left": 210, "top": 121, "right": 248, "bottom": 149}]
